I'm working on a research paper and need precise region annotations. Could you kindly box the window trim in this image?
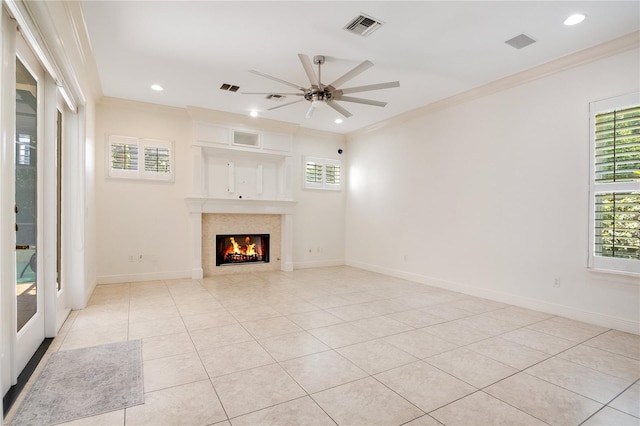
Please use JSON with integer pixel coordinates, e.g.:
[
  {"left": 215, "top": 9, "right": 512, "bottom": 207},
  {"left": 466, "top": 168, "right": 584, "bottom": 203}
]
[
  {"left": 107, "top": 135, "right": 174, "bottom": 182},
  {"left": 303, "top": 156, "right": 342, "bottom": 191},
  {"left": 588, "top": 92, "right": 640, "bottom": 276}
]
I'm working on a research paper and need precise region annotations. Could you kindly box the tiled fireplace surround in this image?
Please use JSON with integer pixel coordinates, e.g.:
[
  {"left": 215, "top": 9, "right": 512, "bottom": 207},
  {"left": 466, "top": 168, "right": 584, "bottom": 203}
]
[{"left": 186, "top": 198, "right": 296, "bottom": 278}]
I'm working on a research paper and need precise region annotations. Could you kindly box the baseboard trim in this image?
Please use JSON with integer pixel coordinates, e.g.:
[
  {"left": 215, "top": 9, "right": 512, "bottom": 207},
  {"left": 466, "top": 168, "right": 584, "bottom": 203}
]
[
  {"left": 346, "top": 260, "right": 639, "bottom": 334},
  {"left": 96, "top": 270, "right": 192, "bottom": 284}
]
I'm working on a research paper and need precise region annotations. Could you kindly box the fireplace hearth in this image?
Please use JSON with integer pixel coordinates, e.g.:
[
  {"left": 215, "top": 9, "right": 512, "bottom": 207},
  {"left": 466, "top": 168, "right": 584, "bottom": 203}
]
[{"left": 216, "top": 234, "right": 270, "bottom": 266}]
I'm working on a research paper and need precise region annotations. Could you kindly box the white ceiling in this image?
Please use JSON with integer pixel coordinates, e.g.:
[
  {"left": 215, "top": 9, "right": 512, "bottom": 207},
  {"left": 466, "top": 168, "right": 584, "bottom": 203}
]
[{"left": 81, "top": 1, "right": 639, "bottom": 134}]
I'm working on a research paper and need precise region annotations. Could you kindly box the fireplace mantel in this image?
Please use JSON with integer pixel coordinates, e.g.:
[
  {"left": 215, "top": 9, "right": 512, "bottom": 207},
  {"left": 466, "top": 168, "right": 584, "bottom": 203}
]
[
  {"left": 186, "top": 197, "right": 296, "bottom": 278},
  {"left": 186, "top": 197, "right": 297, "bottom": 215}
]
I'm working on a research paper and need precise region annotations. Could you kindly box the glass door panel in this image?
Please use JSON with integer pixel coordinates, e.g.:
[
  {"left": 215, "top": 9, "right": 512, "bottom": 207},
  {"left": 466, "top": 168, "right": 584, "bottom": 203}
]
[{"left": 15, "top": 58, "right": 38, "bottom": 331}]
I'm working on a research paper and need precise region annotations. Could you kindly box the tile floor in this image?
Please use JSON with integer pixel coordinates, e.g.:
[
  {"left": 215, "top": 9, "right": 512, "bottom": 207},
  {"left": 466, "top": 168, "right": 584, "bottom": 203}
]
[{"left": 5, "top": 266, "right": 640, "bottom": 426}]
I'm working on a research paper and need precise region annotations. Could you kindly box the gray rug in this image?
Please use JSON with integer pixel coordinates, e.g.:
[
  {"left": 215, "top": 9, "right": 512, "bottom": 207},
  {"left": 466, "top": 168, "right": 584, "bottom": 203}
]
[{"left": 10, "top": 340, "right": 144, "bottom": 426}]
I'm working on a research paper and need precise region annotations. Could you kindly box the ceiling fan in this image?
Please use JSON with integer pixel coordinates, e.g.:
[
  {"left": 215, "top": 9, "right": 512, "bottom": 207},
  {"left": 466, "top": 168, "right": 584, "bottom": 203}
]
[{"left": 243, "top": 54, "right": 399, "bottom": 119}]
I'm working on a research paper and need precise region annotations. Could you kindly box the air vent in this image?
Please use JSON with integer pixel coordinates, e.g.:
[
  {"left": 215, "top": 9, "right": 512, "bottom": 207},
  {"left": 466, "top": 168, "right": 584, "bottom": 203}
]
[
  {"left": 266, "top": 94, "right": 285, "bottom": 101},
  {"left": 344, "top": 13, "right": 384, "bottom": 37},
  {"left": 220, "top": 83, "right": 240, "bottom": 92},
  {"left": 505, "top": 34, "right": 537, "bottom": 50}
]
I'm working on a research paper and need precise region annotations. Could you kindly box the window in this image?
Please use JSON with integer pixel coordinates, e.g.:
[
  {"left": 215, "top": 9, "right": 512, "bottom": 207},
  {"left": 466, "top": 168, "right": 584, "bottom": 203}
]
[
  {"left": 589, "top": 93, "right": 640, "bottom": 274},
  {"left": 108, "top": 135, "right": 173, "bottom": 181},
  {"left": 304, "top": 157, "right": 341, "bottom": 190}
]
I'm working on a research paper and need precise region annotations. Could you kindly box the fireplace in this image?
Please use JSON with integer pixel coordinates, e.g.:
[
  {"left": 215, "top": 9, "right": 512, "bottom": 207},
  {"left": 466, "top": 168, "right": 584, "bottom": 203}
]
[{"left": 216, "top": 234, "right": 270, "bottom": 266}]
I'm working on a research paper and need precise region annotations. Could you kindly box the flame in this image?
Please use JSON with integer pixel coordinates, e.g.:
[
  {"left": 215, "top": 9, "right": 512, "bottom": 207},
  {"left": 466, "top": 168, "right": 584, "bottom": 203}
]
[{"left": 223, "top": 236, "right": 260, "bottom": 257}]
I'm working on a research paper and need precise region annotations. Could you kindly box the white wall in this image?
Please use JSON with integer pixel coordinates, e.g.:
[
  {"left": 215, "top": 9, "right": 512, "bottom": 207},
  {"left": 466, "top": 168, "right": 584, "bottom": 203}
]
[
  {"left": 292, "top": 129, "right": 346, "bottom": 268},
  {"left": 346, "top": 47, "right": 640, "bottom": 332},
  {"left": 95, "top": 100, "right": 347, "bottom": 281},
  {"left": 95, "top": 99, "right": 192, "bottom": 283}
]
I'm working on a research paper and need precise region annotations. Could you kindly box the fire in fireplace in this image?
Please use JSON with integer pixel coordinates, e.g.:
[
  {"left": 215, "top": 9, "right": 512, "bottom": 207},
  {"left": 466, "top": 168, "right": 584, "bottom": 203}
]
[{"left": 216, "top": 234, "right": 270, "bottom": 266}]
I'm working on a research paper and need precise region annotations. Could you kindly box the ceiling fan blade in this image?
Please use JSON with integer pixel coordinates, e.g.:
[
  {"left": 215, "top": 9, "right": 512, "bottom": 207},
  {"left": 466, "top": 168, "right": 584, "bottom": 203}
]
[
  {"left": 298, "top": 54, "right": 319, "bottom": 88},
  {"left": 266, "top": 99, "right": 306, "bottom": 111},
  {"left": 329, "top": 60, "right": 374, "bottom": 89},
  {"left": 326, "top": 101, "right": 352, "bottom": 118},
  {"left": 338, "top": 81, "right": 400, "bottom": 95},
  {"left": 337, "top": 96, "right": 387, "bottom": 107},
  {"left": 241, "top": 92, "right": 304, "bottom": 96},
  {"left": 249, "top": 69, "right": 306, "bottom": 91}
]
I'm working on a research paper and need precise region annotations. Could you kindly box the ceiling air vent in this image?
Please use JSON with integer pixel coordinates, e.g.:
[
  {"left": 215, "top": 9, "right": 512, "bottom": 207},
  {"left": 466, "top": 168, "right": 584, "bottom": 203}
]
[
  {"left": 505, "top": 33, "right": 537, "bottom": 50},
  {"left": 344, "top": 13, "right": 384, "bottom": 37},
  {"left": 220, "top": 83, "right": 240, "bottom": 92}
]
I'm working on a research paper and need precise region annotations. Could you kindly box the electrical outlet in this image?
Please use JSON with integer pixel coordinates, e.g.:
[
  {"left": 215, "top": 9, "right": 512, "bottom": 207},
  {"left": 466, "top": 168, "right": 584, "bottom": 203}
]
[{"left": 553, "top": 278, "right": 561, "bottom": 288}]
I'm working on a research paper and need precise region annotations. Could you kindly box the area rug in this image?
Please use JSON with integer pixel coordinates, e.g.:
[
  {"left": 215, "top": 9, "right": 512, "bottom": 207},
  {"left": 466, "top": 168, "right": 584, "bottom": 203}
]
[{"left": 9, "top": 340, "right": 144, "bottom": 426}]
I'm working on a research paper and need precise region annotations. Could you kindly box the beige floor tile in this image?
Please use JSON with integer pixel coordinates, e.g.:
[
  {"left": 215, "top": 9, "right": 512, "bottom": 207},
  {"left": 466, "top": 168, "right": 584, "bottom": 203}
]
[
  {"left": 280, "top": 350, "right": 367, "bottom": 394},
  {"left": 358, "top": 299, "right": 411, "bottom": 315},
  {"left": 465, "top": 336, "right": 550, "bottom": 370},
  {"left": 259, "top": 331, "right": 330, "bottom": 361},
  {"left": 241, "top": 316, "right": 302, "bottom": 339},
  {"left": 199, "top": 340, "right": 275, "bottom": 377},
  {"left": 308, "top": 322, "right": 376, "bottom": 348},
  {"left": 402, "top": 414, "right": 443, "bottom": 425},
  {"left": 126, "top": 380, "right": 227, "bottom": 425},
  {"left": 526, "top": 317, "right": 607, "bottom": 343},
  {"left": 337, "top": 339, "right": 418, "bottom": 374},
  {"left": 501, "top": 328, "right": 575, "bottom": 355},
  {"left": 609, "top": 383, "right": 640, "bottom": 417},
  {"left": 422, "top": 320, "right": 498, "bottom": 346},
  {"left": 585, "top": 330, "right": 640, "bottom": 360},
  {"left": 143, "top": 351, "right": 208, "bottom": 392},
  {"left": 426, "top": 347, "right": 518, "bottom": 388},
  {"left": 350, "top": 315, "right": 414, "bottom": 337},
  {"left": 128, "top": 304, "right": 181, "bottom": 323},
  {"left": 287, "top": 310, "right": 344, "bottom": 330},
  {"left": 483, "top": 306, "right": 553, "bottom": 326},
  {"left": 387, "top": 309, "right": 446, "bottom": 328},
  {"left": 212, "top": 363, "right": 306, "bottom": 418},
  {"left": 448, "top": 297, "right": 508, "bottom": 314},
  {"left": 312, "top": 376, "right": 424, "bottom": 426},
  {"left": 582, "top": 407, "right": 640, "bottom": 426},
  {"left": 305, "top": 295, "right": 352, "bottom": 309},
  {"left": 128, "top": 294, "right": 175, "bottom": 309},
  {"left": 189, "top": 323, "right": 253, "bottom": 352},
  {"left": 384, "top": 328, "right": 458, "bottom": 359},
  {"left": 181, "top": 310, "right": 238, "bottom": 331},
  {"left": 271, "top": 300, "right": 320, "bottom": 315},
  {"left": 230, "top": 396, "right": 335, "bottom": 426},
  {"left": 420, "top": 304, "right": 474, "bottom": 321},
  {"left": 525, "top": 357, "right": 633, "bottom": 404},
  {"left": 59, "top": 324, "right": 128, "bottom": 351},
  {"left": 57, "top": 409, "right": 125, "bottom": 425},
  {"left": 176, "top": 299, "right": 225, "bottom": 316},
  {"left": 141, "top": 332, "right": 196, "bottom": 361},
  {"left": 485, "top": 373, "right": 603, "bottom": 425},
  {"left": 431, "top": 391, "right": 547, "bottom": 426},
  {"left": 556, "top": 344, "right": 640, "bottom": 382},
  {"left": 375, "top": 361, "right": 476, "bottom": 412},
  {"left": 325, "top": 304, "right": 381, "bottom": 321},
  {"left": 455, "top": 314, "right": 520, "bottom": 334},
  {"left": 227, "top": 304, "right": 281, "bottom": 322},
  {"left": 128, "top": 316, "right": 187, "bottom": 340}
]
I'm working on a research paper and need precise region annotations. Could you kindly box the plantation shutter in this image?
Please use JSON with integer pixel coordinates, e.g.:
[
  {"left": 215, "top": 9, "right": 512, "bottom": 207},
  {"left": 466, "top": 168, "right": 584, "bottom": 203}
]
[
  {"left": 593, "top": 105, "right": 640, "bottom": 261},
  {"left": 111, "top": 141, "right": 139, "bottom": 171},
  {"left": 144, "top": 146, "right": 171, "bottom": 173}
]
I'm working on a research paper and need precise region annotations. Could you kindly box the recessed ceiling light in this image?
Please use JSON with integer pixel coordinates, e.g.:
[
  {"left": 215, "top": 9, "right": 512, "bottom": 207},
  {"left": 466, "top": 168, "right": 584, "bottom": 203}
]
[
  {"left": 564, "top": 14, "right": 586, "bottom": 26},
  {"left": 334, "top": 118, "right": 343, "bottom": 124},
  {"left": 249, "top": 110, "right": 258, "bottom": 118},
  {"left": 150, "top": 84, "right": 163, "bottom": 91}
]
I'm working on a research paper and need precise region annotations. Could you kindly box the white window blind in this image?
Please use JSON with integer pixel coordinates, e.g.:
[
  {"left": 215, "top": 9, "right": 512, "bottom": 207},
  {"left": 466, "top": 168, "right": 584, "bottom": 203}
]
[
  {"left": 589, "top": 93, "right": 640, "bottom": 274},
  {"left": 108, "top": 135, "right": 174, "bottom": 181},
  {"left": 304, "top": 157, "right": 341, "bottom": 190}
]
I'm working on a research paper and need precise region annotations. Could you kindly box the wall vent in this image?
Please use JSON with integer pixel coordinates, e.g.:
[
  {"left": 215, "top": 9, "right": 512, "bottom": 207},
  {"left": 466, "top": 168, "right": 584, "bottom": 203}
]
[
  {"left": 344, "top": 13, "right": 384, "bottom": 37},
  {"left": 505, "top": 33, "right": 537, "bottom": 50}
]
